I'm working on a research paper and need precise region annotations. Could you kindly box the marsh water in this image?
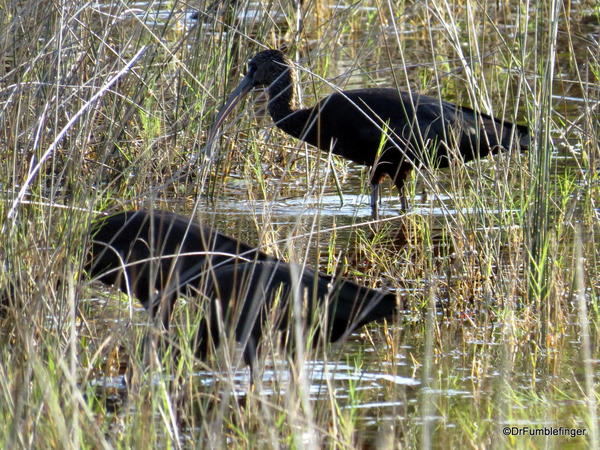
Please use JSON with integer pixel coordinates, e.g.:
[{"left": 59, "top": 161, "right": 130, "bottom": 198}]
[{"left": 86, "top": 1, "right": 598, "bottom": 446}]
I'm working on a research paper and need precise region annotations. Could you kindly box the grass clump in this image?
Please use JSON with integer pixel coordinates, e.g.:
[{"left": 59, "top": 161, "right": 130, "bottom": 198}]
[{"left": 0, "top": 0, "right": 598, "bottom": 448}]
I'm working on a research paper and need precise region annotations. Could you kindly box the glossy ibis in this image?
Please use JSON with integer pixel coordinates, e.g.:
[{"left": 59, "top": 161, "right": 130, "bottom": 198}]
[
  {"left": 211, "top": 49, "right": 530, "bottom": 218},
  {"left": 197, "top": 259, "right": 396, "bottom": 369},
  {"left": 86, "top": 210, "right": 396, "bottom": 370},
  {"left": 87, "top": 209, "right": 271, "bottom": 327}
]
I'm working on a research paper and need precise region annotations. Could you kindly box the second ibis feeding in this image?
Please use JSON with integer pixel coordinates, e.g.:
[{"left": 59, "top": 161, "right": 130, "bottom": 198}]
[
  {"left": 211, "top": 49, "right": 530, "bottom": 218},
  {"left": 86, "top": 210, "right": 397, "bottom": 371}
]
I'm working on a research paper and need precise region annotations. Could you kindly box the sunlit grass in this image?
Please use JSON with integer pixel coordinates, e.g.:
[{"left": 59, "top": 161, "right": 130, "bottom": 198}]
[{"left": 0, "top": 0, "right": 598, "bottom": 447}]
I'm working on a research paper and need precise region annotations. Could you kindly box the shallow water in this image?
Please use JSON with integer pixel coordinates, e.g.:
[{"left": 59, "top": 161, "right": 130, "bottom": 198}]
[{"left": 85, "top": 0, "right": 597, "bottom": 446}]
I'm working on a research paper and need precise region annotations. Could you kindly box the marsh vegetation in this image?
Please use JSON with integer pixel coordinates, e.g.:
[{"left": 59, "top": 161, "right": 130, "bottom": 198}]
[{"left": 0, "top": 0, "right": 598, "bottom": 447}]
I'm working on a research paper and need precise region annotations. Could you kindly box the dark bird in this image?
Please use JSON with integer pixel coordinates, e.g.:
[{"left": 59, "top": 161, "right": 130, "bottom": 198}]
[
  {"left": 210, "top": 49, "right": 530, "bottom": 218},
  {"left": 87, "top": 209, "right": 270, "bottom": 327},
  {"left": 86, "top": 210, "right": 396, "bottom": 370}
]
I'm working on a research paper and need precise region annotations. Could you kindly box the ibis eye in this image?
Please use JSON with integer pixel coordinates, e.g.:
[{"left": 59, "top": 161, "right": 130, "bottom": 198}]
[{"left": 247, "top": 63, "right": 256, "bottom": 73}]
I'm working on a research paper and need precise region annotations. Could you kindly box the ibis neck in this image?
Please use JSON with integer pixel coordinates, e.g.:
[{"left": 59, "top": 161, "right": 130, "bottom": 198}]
[{"left": 266, "top": 70, "right": 300, "bottom": 130}]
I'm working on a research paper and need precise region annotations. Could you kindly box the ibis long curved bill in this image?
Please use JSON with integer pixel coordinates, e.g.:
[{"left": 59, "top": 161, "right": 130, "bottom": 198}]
[
  {"left": 208, "top": 49, "right": 530, "bottom": 219},
  {"left": 206, "top": 74, "right": 254, "bottom": 146}
]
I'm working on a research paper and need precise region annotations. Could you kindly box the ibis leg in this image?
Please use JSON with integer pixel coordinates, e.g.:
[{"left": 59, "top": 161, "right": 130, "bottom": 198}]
[
  {"left": 393, "top": 165, "right": 412, "bottom": 212},
  {"left": 370, "top": 184, "right": 380, "bottom": 220}
]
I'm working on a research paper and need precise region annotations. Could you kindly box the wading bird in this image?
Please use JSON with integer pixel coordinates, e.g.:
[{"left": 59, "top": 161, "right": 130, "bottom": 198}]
[
  {"left": 87, "top": 210, "right": 396, "bottom": 370},
  {"left": 211, "top": 49, "right": 530, "bottom": 218}
]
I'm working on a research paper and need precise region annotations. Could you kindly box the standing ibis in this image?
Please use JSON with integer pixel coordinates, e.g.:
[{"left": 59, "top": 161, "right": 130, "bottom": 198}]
[
  {"left": 211, "top": 49, "right": 530, "bottom": 218},
  {"left": 86, "top": 210, "right": 397, "bottom": 370}
]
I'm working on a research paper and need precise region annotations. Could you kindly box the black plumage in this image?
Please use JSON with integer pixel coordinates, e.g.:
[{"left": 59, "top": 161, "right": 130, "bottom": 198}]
[
  {"left": 87, "top": 209, "right": 270, "bottom": 326},
  {"left": 211, "top": 49, "right": 530, "bottom": 217},
  {"left": 197, "top": 260, "right": 396, "bottom": 368},
  {"left": 86, "top": 210, "right": 396, "bottom": 369}
]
